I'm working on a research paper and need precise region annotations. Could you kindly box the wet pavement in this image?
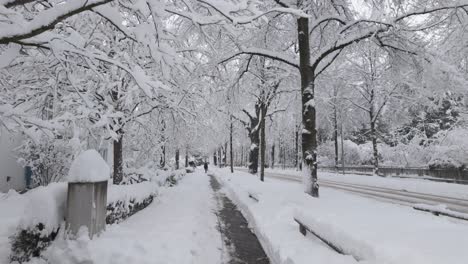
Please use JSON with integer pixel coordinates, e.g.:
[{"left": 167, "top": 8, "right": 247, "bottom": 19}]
[{"left": 209, "top": 175, "right": 270, "bottom": 264}]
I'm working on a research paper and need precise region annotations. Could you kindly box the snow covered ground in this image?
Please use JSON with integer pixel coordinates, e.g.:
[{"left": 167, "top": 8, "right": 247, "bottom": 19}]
[
  {"left": 215, "top": 168, "right": 468, "bottom": 264},
  {"left": 263, "top": 168, "right": 468, "bottom": 199},
  {"left": 24, "top": 170, "right": 223, "bottom": 264}
]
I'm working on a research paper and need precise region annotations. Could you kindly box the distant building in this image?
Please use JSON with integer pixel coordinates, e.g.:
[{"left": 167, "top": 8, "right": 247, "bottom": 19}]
[{"left": 0, "top": 128, "right": 27, "bottom": 192}]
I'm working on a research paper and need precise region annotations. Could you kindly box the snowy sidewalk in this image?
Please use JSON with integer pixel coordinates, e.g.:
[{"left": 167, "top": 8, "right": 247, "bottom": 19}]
[
  {"left": 33, "top": 170, "right": 223, "bottom": 264},
  {"left": 209, "top": 174, "right": 269, "bottom": 264}
]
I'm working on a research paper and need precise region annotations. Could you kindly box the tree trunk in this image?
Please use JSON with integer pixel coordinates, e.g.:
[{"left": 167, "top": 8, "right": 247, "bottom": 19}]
[
  {"left": 240, "top": 146, "right": 243, "bottom": 167},
  {"left": 218, "top": 147, "right": 222, "bottom": 168},
  {"left": 295, "top": 126, "right": 299, "bottom": 169},
  {"left": 213, "top": 151, "right": 217, "bottom": 166},
  {"left": 369, "top": 90, "right": 379, "bottom": 175},
  {"left": 224, "top": 142, "right": 227, "bottom": 166},
  {"left": 259, "top": 106, "right": 267, "bottom": 181},
  {"left": 160, "top": 145, "right": 166, "bottom": 168},
  {"left": 248, "top": 122, "right": 260, "bottom": 174},
  {"left": 370, "top": 118, "right": 379, "bottom": 175},
  {"left": 334, "top": 106, "right": 339, "bottom": 168},
  {"left": 113, "top": 137, "right": 123, "bottom": 184},
  {"left": 298, "top": 17, "right": 319, "bottom": 197},
  {"left": 230, "top": 119, "right": 234, "bottom": 173},
  {"left": 271, "top": 143, "right": 275, "bottom": 169},
  {"left": 175, "top": 149, "right": 180, "bottom": 170},
  {"left": 185, "top": 148, "right": 189, "bottom": 167},
  {"left": 341, "top": 123, "right": 345, "bottom": 174}
]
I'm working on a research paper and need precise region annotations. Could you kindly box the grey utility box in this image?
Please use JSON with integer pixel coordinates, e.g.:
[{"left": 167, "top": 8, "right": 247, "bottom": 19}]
[
  {"left": 66, "top": 181, "right": 107, "bottom": 238},
  {"left": 65, "top": 149, "right": 110, "bottom": 238}
]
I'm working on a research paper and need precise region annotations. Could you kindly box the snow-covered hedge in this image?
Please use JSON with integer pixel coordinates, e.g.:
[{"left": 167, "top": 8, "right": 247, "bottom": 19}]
[
  {"left": 106, "top": 182, "right": 158, "bottom": 224},
  {"left": 4, "top": 168, "right": 187, "bottom": 263},
  {"left": 318, "top": 128, "right": 468, "bottom": 168}
]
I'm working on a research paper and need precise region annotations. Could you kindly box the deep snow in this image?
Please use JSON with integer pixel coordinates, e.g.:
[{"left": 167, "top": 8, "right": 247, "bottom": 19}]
[
  {"left": 22, "top": 170, "right": 223, "bottom": 264},
  {"left": 215, "top": 168, "right": 468, "bottom": 264}
]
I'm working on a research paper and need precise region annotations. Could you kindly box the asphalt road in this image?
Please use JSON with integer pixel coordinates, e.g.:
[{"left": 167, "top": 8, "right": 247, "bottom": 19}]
[{"left": 237, "top": 168, "right": 468, "bottom": 214}]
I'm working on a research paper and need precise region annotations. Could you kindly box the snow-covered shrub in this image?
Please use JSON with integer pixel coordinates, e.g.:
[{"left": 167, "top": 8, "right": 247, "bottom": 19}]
[
  {"left": 10, "top": 223, "right": 59, "bottom": 263},
  {"left": 17, "top": 136, "right": 81, "bottom": 186},
  {"left": 318, "top": 128, "right": 468, "bottom": 169},
  {"left": 7, "top": 183, "right": 67, "bottom": 263},
  {"left": 6, "top": 168, "right": 186, "bottom": 262},
  {"left": 106, "top": 168, "right": 186, "bottom": 223},
  {"left": 318, "top": 139, "right": 372, "bottom": 166},
  {"left": 427, "top": 128, "right": 468, "bottom": 169}
]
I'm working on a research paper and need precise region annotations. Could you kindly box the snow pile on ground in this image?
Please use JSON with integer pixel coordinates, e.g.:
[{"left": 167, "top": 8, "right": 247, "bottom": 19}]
[
  {"left": 1, "top": 166, "right": 187, "bottom": 263},
  {"left": 413, "top": 203, "right": 468, "bottom": 220},
  {"left": 214, "top": 168, "right": 468, "bottom": 264},
  {"left": 67, "top": 149, "right": 110, "bottom": 182},
  {"left": 0, "top": 183, "right": 67, "bottom": 263},
  {"left": 28, "top": 170, "right": 222, "bottom": 264}
]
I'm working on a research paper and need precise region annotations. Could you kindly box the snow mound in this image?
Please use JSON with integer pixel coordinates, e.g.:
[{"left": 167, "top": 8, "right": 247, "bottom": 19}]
[{"left": 68, "top": 149, "right": 110, "bottom": 182}]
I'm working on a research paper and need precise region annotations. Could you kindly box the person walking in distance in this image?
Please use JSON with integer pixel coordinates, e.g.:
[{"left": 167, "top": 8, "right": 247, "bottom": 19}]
[{"left": 204, "top": 161, "right": 208, "bottom": 173}]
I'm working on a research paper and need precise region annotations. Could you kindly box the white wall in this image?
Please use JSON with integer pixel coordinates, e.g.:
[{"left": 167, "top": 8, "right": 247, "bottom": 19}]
[{"left": 0, "top": 129, "right": 25, "bottom": 193}]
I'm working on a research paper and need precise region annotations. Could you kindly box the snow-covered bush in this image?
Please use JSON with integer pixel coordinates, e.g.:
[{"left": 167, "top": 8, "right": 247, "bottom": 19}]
[
  {"left": 6, "top": 168, "right": 186, "bottom": 262},
  {"left": 7, "top": 183, "right": 67, "bottom": 263},
  {"left": 427, "top": 128, "right": 468, "bottom": 169},
  {"left": 17, "top": 136, "right": 81, "bottom": 186},
  {"left": 318, "top": 128, "right": 468, "bottom": 168},
  {"left": 318, "top": 139, "right": 373, "bottom": 166},
  {"left": 106, "top": 182, "right": 157, "bottom": 224}
]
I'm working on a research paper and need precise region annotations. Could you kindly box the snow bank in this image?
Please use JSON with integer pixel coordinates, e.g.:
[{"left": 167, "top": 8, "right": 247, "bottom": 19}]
[
  {"left": 214, "top": 168, "right": 468, "bottom": 264},
  {"left": 1, "top": 167, "right": 187, "bottom": 262},
  {"left": 0, "top": 183, "right": 67, "bottom": 263},
  {"left": 413, "top": 203, "right": 468, "bottom": 220},
  {"left": 68, "top": 149, "right": 110, "bottom": 182}
]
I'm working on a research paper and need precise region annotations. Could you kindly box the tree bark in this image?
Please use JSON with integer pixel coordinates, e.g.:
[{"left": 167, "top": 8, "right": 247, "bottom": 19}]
[
  {"left": 224, "top": 142, "right": 228, "bottom": 166},
  {"left": 175, "top": 149, "right": 180, "bottom": 170},
  {"left": 113, "top": 137, "right": 123, "bottom": 184},
  {"left": 230, "top": 118, "right": 234, "bottom": 173},
  {"left": 248, "top": 119, "right": 260, "bottom": 174},
  {"left": 298, "top": 17, "right": 319, "bottom": 197},
  {"left": 240, "top": 146, "right": 243, "bottom": 167},
  {"left": 295, "top": 125, "right": 299, "bottom": 169},
  {"left": 333, "top": 106, "right": 339, "bottom": 168},
  {"left": 370, "top": 116, "right": 379, "bottom": 175},
  {"left": 259, "top": 106, "right": 267, "bottom": 181},
  {"left": 185, "top": 148, "right": 189, "bottom": 167},
  {"left": 271, "top": 143, "right": 275, "bottom": 169},
  {"left": 213, "top": 151, "right": 217, "bottom": 166},
  {"left": 218, "top": 147, "right": 222, "bottom": 168},
  {"left": 160, "top": 145, "right": 166, "bottom": 168},
  {"left": 368, "top": 89, "right": 379, "bottom": 175}
]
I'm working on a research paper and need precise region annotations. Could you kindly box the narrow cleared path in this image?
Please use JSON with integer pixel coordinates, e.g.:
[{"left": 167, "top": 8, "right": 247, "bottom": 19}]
[{"left": 209, "top": 173, "right": 270, "bottom": 264}]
